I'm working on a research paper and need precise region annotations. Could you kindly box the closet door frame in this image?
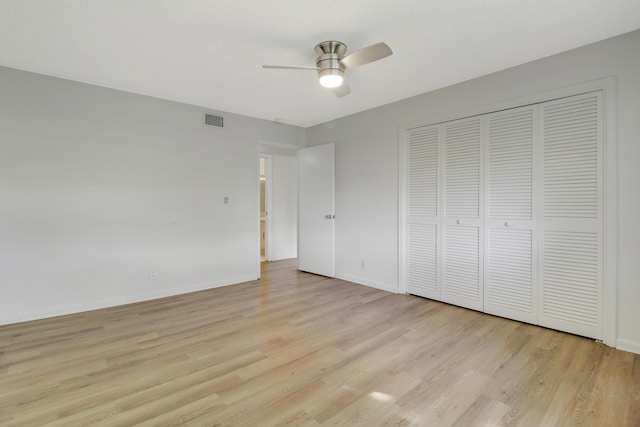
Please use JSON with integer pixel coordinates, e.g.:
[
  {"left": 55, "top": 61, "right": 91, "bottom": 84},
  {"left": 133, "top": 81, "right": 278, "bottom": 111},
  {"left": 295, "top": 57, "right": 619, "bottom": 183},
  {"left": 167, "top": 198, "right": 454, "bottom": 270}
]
[{"left": 399, "top": 77, "right": 617, "bottom": 347}]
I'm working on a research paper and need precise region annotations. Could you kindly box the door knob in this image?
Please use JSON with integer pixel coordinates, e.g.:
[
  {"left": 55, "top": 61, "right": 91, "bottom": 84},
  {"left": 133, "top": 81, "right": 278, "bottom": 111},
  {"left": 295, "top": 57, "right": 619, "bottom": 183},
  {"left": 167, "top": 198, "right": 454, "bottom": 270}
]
[{"left": 325, "top": 214, "right": 335, "bottom": 219}]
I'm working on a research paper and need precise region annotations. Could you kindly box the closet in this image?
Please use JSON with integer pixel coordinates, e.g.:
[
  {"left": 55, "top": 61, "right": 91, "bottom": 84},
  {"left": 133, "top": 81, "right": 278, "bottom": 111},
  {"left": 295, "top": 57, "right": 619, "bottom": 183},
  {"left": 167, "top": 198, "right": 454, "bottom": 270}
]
[{"left": 402, "top": 91, "right": 604, "bottom": 340}]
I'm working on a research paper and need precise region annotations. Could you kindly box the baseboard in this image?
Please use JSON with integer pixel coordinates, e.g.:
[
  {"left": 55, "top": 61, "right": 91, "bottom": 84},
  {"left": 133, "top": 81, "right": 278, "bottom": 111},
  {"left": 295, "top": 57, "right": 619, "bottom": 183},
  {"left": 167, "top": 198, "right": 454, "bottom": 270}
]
[
  {"left": 616, "top": 338, "right": 640, "bottom": 355},
  {"left": 0, "top": 274, "right": 258, "bottom": 326},
  {"left": 335, "top": 272, "right": 398, "bottom": 294}
]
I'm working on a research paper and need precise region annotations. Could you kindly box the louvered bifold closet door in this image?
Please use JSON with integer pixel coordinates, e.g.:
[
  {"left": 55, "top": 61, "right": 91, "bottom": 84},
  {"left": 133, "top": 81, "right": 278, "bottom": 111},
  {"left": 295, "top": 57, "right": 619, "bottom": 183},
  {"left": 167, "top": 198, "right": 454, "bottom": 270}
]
[
  {"left": 442, "top": 117, "right": 483, "bottom": 311},
  {"left": 539, "top": 92, "right": 603, "bottom": 340},
  {"left": 484, "top": 106, "right": 537, "bottom": 324},
  {"left": 406, "top": 125, "right": 441, "bottom": 299}
]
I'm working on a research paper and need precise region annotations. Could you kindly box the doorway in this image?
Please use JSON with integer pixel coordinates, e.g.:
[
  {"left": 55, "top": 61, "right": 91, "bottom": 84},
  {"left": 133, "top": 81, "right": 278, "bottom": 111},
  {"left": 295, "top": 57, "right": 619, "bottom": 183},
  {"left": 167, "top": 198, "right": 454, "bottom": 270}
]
[
  {"left": 257, "top": 140, "right": 299, "bottom": 273},
  {"left": 259, "top": 156, "right": 271, "bottom": 262}
]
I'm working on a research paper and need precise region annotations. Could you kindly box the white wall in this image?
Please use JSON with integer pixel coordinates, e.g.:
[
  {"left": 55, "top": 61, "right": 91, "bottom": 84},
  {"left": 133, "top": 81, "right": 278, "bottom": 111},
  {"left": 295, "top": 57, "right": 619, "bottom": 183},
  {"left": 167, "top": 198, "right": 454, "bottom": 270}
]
[
  {"left": 0, "top": 66, "right": 304, "bottom": 324},
  {"left": 305, "top": 30, "right": 640, "bottom": 353}
]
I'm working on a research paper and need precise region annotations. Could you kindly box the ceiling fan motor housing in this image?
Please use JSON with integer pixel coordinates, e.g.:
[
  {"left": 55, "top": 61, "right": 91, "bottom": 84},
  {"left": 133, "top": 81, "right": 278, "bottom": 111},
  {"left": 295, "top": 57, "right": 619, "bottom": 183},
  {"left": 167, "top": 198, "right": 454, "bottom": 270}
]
[{"left": 315, "top": 41, "right": 346, "bottom": 82}]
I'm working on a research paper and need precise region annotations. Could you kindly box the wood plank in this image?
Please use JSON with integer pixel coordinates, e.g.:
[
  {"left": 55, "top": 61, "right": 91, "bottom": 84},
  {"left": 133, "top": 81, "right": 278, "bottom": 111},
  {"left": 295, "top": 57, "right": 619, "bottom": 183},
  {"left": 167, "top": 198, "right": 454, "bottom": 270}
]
[{"left": 0, "top": 259, "right": 637, "bottom": 426}]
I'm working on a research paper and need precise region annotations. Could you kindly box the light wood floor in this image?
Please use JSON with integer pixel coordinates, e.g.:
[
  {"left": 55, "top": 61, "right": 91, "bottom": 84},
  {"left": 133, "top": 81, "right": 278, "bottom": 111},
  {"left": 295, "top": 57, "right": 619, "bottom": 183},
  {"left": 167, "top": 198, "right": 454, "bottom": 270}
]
[{"left": 1, "top": 259, "right": 638, "bottom": 426}]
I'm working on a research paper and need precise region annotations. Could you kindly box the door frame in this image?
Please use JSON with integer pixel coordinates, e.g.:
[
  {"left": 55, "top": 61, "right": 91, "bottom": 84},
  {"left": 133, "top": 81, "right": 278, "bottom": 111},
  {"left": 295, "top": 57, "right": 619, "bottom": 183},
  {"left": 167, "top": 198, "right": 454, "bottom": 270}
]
[{"left": 399, "top": 77, "right": 617, "bottom": 347}]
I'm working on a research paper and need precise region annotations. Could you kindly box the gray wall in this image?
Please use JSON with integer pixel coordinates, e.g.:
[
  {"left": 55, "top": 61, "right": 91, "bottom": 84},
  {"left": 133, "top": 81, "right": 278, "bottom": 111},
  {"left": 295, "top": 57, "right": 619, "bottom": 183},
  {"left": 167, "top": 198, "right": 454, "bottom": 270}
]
[
  {"left": 0, "top": 66, "right": 304, "bottom": 324},
  {"left": 306, "top": 30, "right": 640, "bottom": 353}
]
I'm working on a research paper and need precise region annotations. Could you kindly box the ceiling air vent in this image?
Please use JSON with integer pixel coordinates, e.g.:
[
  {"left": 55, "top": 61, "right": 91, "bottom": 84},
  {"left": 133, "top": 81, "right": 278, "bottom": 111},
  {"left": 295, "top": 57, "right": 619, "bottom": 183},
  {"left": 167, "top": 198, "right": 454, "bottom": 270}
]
[{"left": 204, "top": 114, "right": 224, "bottom": 128}]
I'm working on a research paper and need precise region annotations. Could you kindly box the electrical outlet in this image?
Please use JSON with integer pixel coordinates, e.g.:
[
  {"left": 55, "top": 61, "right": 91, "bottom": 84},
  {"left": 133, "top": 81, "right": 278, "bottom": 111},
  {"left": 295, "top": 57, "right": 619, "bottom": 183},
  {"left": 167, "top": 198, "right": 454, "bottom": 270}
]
[
  {"left": 149, "top": 270, "right": 157, "bottom": 280},
  {"left": 360, "top": 259, "right": 367, "bottom": 269}
]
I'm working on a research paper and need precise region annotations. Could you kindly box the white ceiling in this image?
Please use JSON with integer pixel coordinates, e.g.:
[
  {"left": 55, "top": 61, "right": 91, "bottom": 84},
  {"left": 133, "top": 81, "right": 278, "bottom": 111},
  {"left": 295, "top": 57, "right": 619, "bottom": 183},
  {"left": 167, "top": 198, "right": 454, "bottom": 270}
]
[{"left": 1, "top": 1, "right": 639, "bottom": 128}]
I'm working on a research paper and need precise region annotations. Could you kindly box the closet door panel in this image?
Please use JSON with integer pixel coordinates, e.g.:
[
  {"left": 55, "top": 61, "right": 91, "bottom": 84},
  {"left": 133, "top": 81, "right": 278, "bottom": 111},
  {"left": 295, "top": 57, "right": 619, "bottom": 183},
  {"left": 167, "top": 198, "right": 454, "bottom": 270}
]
[
  {"left": 486, "top": 228, "right": 535, "bottom": 320},
  {"left": 406, "top": 125, "right": 441, "bottom": 299},
  {"left": 539, "top": 92, "right": 603, "bottom": 339},
  {"left": 442, "top": 117, "right": 483, "bottom": 311},
  {"left": 542, "top": 230, "right": 599, "bottom": 329},
  {"left": 407, "top": 223, "right": 439, "bottom": 298},
  {"left": 443, "top": 119, "right": 481, "bottom": 219},
  {"left": 443, "top": 224, "right": 480, "bottom": 304},
  {"left": 484, "top": 106, "right": 537, "bottom": 323}
]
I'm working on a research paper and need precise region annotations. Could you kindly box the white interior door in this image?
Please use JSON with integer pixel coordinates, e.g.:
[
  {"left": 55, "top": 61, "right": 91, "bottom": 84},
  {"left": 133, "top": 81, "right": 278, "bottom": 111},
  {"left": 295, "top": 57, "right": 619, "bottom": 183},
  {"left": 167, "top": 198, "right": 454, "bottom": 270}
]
[
  {"left": 538, "top": 92, "right": 603, "bottom": 339},
  {"left": 484, "top": 106, "right": 537, "bottom": 324},
  {"left": 441, "top": 117, "right": 484, "bottom": 311},
  {"left": 405, "top": 124, "right": 441, "bottom": 300},
  {"left": 298, "top": 143, "right": 335, "bottom": 277}
]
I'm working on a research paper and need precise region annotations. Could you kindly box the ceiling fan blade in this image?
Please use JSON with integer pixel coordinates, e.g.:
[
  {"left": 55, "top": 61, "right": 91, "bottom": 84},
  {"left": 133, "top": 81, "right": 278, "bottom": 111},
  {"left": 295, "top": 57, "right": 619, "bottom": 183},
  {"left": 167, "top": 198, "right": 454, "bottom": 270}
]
[
  {"left": 332, "top": 81, "right": 351, "bottom": 98},
  {"left": 262, "top": 64, "right": 318, "bottom": 71},
  {"left": 340, "top": 42, "right": 393, "bottom": 69}
]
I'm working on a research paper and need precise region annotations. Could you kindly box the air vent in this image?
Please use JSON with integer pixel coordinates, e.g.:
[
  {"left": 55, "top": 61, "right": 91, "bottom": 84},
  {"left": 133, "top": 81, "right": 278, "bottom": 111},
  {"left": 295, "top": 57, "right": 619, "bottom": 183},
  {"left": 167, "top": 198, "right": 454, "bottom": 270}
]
[{"left": 205, "top": 114, "right": 224, "bottom": 127}]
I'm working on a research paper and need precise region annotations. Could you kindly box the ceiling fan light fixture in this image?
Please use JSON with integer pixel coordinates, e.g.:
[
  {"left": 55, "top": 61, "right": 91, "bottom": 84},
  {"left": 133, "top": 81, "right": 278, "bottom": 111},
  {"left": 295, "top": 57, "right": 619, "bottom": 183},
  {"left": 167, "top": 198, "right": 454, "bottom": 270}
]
[
  {"left": 318, "top": 68, "right": 344, "bottom": 88},
  {"left": 319, "top": 74, "right": 343, "bottom": 88},
  {"left": 263, "top": 40, "right": 392, "bottom": 96}
]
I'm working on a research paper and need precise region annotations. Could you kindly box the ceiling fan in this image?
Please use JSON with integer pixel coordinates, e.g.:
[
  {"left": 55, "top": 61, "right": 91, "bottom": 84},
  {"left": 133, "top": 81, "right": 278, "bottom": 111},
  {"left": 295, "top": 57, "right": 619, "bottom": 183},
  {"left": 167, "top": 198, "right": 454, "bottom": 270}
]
[{"left": 262, "top": 41, "right": 393, "bottom": 97}]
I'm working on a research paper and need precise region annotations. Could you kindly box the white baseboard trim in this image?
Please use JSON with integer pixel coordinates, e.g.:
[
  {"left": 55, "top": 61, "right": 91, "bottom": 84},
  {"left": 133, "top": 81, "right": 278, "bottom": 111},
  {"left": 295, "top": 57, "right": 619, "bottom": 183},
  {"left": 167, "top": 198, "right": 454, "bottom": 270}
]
[
  {"left": 616, "top": 338, "right": 640, "bottom": 355},
  {"left": 335, "top": 272, "right": 398, "bottom": 294},
  {"left": 0, "top": 274, "right": 258, "bottom": 326}
]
